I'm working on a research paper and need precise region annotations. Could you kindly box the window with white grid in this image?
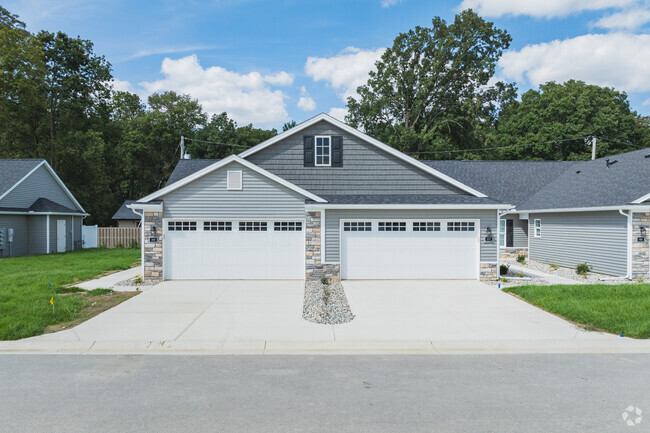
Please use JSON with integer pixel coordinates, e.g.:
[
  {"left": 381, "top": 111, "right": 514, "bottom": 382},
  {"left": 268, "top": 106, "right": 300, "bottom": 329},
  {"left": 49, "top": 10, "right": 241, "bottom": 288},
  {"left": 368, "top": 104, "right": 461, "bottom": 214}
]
[
  {"left": 168, "top": 221, "right": 197, "bottom": 231},
  {"left": 204, "top": 221, "right": 232, "bottom": 231},
  {"left": 378, "top": 222, "right": 406, "bottom": 231},
  {"left": 239, "top": 221, "right": 267, "bottom": 231},
  {"left": 413, "top": 222, "right": 440, "bottom": 232},
  {"left": 343, "top": 222, "right": 372, "bottom": 232},
  {"left": 274, "top": 222, "right": 302, "bottom": 231},
  {"left": 446, "top": 221, "right": 475, "bottom": 232}
]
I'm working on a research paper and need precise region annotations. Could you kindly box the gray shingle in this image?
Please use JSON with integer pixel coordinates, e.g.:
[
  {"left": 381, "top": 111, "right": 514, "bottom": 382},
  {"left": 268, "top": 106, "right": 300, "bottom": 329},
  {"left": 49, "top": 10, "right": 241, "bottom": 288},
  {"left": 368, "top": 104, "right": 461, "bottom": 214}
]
[
  {"left": 166, "top": 159, "right": 220, "bottom": 186},
  {"left": 112, "top": 200, "right": 140, "bottom": 220},
  {"left": 0, "top": 159, "right": 44, "bottom": 198}
]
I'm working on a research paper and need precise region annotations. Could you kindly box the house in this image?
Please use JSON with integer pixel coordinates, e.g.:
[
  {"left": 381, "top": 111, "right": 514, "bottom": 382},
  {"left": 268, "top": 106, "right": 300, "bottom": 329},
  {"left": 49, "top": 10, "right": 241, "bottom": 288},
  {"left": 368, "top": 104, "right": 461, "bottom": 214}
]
[
  {"left": 0, "top": 159, "right": 88, "bottom": 258},
  {"left": 128, "top": 114, "right": 650, "bottom": 283},
  {"left": 112, "top": 200, "right": 142, "bottom": 227}
]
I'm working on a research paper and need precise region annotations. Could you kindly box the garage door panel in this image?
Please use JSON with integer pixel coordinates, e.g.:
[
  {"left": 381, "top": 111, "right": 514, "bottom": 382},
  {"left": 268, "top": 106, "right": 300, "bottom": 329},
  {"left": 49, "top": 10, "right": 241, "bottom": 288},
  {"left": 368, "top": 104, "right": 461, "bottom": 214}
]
[
  {"left": 165, "top": 220, "right": 303, "bottom": 280},
  {"left": 341, "top": 220, "right": 478, "bottom": 280}
]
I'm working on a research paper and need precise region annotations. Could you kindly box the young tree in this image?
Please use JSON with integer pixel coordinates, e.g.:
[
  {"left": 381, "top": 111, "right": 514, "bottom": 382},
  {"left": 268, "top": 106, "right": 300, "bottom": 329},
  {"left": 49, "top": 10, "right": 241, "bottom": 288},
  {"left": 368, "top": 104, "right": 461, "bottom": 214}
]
[
  {"left": 495, "top": 80, "right": 650, "bottom": 160},
  {"left": 346, "top": 9, "right": 515, "bottom": 158}
]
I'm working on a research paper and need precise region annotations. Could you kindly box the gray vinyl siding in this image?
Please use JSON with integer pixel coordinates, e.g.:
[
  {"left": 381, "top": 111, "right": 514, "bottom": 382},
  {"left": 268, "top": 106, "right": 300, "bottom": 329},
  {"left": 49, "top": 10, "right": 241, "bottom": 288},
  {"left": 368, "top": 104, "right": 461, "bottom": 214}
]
[
  {"left": 0, "top": 215, "right": 29, "bottom": 258},
  {"left": 246, "top": 120, "right": 469, "bottom": 196},
  {"left": 502, "top": 218, "right": 528, "bottom": 248},
  {"left": 73, "top": 216, "right": 82, "bottom": 248},
  {"left": 528, "top": 211, "right": 628, "bottom": 276},
  {"left": 28, "top": 215, "right": 47, "bottom": 255},
  {"left": 323, "top": 209, "right": 497, "bottom": 263},
  {"left": 49, "top": 215, "right": 77, "bottom": 253},
  {"left": 0, "top": 165, "right": 78, "bottom": 210},
  {"left": 161, "top": 161, "right": 305, "bottom": 219}
]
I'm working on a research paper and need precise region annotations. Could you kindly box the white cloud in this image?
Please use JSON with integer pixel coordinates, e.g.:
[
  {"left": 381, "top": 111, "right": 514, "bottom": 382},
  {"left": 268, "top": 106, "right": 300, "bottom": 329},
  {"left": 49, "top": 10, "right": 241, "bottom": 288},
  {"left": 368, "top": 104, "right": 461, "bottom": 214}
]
[
  {"left": 119, "top": 45, "right": 220, "bottom": 62},
  {"left": 381, "top": 0, "right": 402, "bottom": 7},
  {"left": 592, "top": 6, "right": 650, "bottom": 30},
  {"left": 296, "top": 86, "right": 316, "bottom": 111},
  {"left": 499, "top": 33, "right": 650, "bottom": 92},
  {"left": 263, "top": 71, "right": 294, "bottom": 86},
  {"left": 458, "top": 0, "right": 637, "bottom": 18},
  {"left": 305, "top": 47, "right": 385, "bottom": 103},
  {"left": 328, "top": 107, "right": 349, "bottom": 121},
  {"left": 110, "top": 78, "right": 134, "bottom": 93},
  {"left": 139, "top": 54, "right": 290, "bottom": 124}
]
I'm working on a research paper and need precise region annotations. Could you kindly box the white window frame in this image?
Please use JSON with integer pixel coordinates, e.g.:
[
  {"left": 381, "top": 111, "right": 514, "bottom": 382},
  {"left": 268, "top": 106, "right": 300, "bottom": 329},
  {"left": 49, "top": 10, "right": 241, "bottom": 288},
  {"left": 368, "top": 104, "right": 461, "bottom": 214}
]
[
  {"left": 534, "top": 219, "right": 541, "bottom": 238},
  {"left": 315, "top": 136, "right": 331, "bottom": 167},
  {"left": 226, "top": 170, "right": 243, "bottom": 190},
  {"left": 499, "top": 219, "right": 506, "bottom": 247}
]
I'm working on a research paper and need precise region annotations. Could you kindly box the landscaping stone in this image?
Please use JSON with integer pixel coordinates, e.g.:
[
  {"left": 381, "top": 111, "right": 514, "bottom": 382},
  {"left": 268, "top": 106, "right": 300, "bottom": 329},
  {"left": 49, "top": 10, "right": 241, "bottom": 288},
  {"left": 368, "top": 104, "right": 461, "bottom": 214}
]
[{"left": 303, "top": 280, "right": 354, "bottom": 325}]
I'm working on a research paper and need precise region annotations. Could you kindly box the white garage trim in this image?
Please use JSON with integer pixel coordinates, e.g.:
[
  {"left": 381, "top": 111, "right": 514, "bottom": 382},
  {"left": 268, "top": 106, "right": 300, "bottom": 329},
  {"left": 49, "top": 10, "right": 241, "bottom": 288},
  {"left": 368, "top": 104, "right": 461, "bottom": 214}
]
[{"left": 339, "top": 218, "right": 481, "bottom": 280}]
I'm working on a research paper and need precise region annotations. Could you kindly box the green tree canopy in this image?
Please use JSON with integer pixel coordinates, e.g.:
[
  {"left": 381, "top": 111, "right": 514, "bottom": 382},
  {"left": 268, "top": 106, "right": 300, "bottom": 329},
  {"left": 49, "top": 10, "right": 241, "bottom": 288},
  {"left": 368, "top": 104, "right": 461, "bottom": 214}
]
[
  {"left": 495, "top": 80, "right": 650, "bottom": 160},
  {"left": 346, "top": 9, "right": 515, "bottom": 159}
]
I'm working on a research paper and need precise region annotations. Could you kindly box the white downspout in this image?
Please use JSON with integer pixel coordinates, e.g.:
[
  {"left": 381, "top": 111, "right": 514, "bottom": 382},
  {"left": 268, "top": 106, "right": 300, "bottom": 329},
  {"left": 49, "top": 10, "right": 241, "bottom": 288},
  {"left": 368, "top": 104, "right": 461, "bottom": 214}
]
[{"left": 619, "top": 209, "right": 632, "bottom": 279}]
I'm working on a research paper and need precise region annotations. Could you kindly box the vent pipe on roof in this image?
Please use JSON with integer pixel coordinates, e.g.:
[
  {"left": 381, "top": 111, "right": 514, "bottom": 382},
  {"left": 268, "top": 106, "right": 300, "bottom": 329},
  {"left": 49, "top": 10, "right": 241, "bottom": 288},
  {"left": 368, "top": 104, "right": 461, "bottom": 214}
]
[
  {"left": 180, "top": 136, "right": 186, "bottom": 160},
  {"left": 591, "top": 136, "right": 597, "bottom": 160}
]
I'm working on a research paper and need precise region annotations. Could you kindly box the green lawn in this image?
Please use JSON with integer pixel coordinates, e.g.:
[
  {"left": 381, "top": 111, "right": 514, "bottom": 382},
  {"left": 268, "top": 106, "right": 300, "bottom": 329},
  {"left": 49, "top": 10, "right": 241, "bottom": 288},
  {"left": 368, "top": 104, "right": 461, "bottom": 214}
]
[
  {"left": 505, "top": 284, "right": 650, "bottom": 339},
  {"left": 0, "top": 248, "right": 140, "bottom": 340}
]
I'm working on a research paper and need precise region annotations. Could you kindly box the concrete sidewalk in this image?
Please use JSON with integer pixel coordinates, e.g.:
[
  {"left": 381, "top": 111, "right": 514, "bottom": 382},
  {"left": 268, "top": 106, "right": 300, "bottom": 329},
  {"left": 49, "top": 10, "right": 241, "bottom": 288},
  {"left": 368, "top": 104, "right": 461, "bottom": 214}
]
[
  {"left": 75, "top": 267, "right": 141, "bottom": 291},
  {"left": 1, "top": 278, "right": 649, "bottom": 355}
]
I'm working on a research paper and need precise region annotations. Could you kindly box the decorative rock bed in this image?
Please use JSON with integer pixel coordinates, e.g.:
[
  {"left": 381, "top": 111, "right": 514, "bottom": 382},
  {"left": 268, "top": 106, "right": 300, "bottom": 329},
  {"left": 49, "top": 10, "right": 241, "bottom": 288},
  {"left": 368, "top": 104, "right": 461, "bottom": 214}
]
[
  {"left": 114, "top": 275, "right": 159, "bottom": 289},
  {"left": 303, "top": 280, "right": 355, "bottom": 325}
]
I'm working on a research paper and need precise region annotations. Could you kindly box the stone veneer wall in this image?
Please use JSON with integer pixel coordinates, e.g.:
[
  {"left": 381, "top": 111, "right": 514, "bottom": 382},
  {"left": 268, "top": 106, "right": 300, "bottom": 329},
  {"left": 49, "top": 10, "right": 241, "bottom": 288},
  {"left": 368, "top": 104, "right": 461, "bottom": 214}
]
[
  {"left": 305, "top": 211, "right": 340, "bottom": 281},
  {"left": 143, "top": 211, "right": 163, "bottom": 283},
  {"left": 480, "top": 263, "right": 497, "bottom": 281},
  {"left": 632, "top": 212, "right": 649, "bottom": 281},
  {"left": 500, "top": 248, "right": 528, "bottom": 261}
]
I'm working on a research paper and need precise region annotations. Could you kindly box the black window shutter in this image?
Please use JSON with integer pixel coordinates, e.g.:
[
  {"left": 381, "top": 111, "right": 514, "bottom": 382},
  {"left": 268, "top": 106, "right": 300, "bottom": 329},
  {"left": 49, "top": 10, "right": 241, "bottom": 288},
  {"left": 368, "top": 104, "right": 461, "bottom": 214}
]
[
  {"left": 303, "top": 136, "right": 314, "bottom": 167},
  {"left": 331, "top": 136, "right": 343, "bottom": 167}
]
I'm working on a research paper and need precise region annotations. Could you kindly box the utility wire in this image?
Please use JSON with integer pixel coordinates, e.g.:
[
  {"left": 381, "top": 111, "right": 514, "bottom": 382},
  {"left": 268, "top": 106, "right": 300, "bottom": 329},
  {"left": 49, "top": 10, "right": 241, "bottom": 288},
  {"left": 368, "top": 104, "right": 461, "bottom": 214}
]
[{"left": 183, "top": 137, "right": 250, "bottom": 148}]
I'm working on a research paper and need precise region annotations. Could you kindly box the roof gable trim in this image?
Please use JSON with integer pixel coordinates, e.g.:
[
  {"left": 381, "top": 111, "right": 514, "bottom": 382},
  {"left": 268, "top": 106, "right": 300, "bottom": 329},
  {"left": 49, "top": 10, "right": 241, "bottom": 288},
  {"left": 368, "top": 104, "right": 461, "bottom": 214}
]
[
  {"left": 140, "top": 155, "right": 328, "bottom": 203},
  {"left": 238, "top": 113, "right": 488, "bottom": 198}
]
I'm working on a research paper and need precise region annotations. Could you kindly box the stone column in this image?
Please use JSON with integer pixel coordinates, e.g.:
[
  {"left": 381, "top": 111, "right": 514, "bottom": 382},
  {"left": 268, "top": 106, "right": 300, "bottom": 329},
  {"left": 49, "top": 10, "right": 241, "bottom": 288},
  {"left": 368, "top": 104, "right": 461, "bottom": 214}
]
[
  {"left": 305, "top": 211, "right": 340, "bottom": 281},
  {"left": 480, "top": 263, "right": 497, "bottom": 281},
  {"left": 632, "top": 212, "right": 649, "bottom": 281},
  {"left": 143, "top": 211, "right": 163, "bottom": 283}
]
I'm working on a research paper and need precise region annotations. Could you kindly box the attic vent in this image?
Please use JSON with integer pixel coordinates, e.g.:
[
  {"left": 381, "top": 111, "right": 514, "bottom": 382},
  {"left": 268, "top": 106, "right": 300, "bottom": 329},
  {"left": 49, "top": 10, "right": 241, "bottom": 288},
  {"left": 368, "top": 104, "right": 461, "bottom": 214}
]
[{"left": 227, "top": 170, "right": 243, "bottom": 190}]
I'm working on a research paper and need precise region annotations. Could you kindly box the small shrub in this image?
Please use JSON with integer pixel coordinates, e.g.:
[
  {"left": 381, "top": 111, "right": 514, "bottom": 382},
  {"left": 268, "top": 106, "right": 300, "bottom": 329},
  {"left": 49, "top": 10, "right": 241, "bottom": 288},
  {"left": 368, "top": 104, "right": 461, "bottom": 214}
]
[
  {"left": 575, "top": 262, "right": 591, "bottom": 276},
  {"left": 133, "top": 274, "right": 143, "bottom": 284},
  {"left": 500, "top": 264, "right": 510, "bottom": 276},
  {"left": 516, "top": 254, "right": 527, "bottom": 264},
  {"left": 549, "top": 264, "right": 559, "bottom": 270},
  {"left": 320, "top": 277, "right": 329, "bottom": 285},
  {"left": 500, "top": 277, "right": 508, "bottom": 283},
  {"left": 518, "top": 272, "right": 525, "bottom": 278}
]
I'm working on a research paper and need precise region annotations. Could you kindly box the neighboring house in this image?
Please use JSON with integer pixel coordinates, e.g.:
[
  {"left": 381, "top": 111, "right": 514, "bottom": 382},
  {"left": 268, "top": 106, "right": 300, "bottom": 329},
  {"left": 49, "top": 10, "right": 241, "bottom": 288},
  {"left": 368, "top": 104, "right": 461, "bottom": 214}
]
[
  {"left": 0, "top": 159, "right": 88, "bottom": 258},
  {"left": 128, "top": 113, "right": 650, "bottom": 283},
  {"left": 112, "top": 200, "right": 142, "bottom": 227}
]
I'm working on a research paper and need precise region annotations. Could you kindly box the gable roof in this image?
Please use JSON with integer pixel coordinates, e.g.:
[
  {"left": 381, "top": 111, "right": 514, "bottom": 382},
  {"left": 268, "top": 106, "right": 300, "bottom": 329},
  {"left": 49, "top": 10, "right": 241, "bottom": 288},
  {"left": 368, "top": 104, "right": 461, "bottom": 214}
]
[
  {"left": 167, "top": 159, "right": 220, "bottom": 186},
  {"left": 0, "top": 159, "right": 43, "bottom": 198},
  {"left": 0, "top": 197, "right": 86, "bottom": 215},
  {"left": 517, "top": 148, "right": 650, "bottom": 211},
  {"left": 112, "top": 200, "right": 141, "bottom": 220},
  {"left": 423, "top": 160, "right": 576, "bottom": 207},
  {"left": 0, "top": 159, "right": 86, "bottom": 213},
  {"left": 238, "top": 113, "right": 488, "bottom": 198},
  {"left": 140, "top": 155, "right": 327, "bottom": 203}
]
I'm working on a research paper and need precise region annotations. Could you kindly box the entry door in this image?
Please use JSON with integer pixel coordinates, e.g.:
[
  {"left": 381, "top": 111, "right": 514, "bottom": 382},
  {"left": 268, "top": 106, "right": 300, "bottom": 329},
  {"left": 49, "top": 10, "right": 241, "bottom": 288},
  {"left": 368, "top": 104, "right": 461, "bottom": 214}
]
[
  {"left": 57, "top": 219, "right": 66, "bottom": 253},
  {"left": 341, "top": 220, "right": 479, "bottom": 280}
]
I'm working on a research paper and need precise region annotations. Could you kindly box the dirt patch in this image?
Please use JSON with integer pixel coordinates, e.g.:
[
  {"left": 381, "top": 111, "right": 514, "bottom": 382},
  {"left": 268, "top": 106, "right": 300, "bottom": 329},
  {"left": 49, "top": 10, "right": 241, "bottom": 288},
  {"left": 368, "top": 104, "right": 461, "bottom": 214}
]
[{"left": 44, "top": 291, "right": 139, "bottom": 334}]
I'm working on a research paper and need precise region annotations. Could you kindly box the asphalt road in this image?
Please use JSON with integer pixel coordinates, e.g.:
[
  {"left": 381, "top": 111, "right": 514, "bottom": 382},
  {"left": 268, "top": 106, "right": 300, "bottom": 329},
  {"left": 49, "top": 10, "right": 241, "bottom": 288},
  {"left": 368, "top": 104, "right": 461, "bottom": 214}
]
[{"left": 0, "top": 354, "right": 648, "bottom": 433}]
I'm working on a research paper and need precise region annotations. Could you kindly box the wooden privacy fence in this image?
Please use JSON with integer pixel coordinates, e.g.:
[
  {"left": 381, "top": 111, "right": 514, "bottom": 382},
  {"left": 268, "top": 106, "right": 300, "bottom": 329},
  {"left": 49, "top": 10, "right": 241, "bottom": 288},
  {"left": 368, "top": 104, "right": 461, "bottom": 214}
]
[{"left": 98, "top": 227, "right": 141, "bottom": 248}]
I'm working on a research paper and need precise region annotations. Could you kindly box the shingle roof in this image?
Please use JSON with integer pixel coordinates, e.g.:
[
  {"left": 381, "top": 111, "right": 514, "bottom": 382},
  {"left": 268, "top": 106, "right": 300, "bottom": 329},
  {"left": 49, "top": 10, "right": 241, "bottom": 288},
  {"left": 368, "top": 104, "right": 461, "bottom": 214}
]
[
  {"left": 423, "top": 160, "right": 576, "bottom": 206},
  {"left": 0, "top": 159, "right": 44, "bottom": 198},
  {"left": 313, "top": 194, "right": 504, "bottom": 205},
  {"left": 166, "top": 159, "right": 220, "bottom": 186},
  {"left": 112, "top": 200, "right": 140, "bottom": 220},
  {"left": 517, "top": 148, "right": 650, "bottom": 210},
  {"left": 0, "top": 197, "right": 84, "bottom": 214}
]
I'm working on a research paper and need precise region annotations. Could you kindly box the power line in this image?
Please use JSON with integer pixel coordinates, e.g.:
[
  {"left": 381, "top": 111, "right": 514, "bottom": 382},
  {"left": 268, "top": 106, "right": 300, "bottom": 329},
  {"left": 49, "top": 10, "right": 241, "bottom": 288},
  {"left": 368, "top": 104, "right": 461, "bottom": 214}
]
[{"left": 183, "top": 137, "right": 249, "bottom": 148}]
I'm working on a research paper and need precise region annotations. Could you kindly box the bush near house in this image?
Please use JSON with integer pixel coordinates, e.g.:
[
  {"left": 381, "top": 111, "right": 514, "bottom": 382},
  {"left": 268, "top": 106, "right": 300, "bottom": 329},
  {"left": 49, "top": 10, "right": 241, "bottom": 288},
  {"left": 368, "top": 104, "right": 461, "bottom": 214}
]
[
  {"left": 516, "top": 254, "right": 526, "bottom": 264},
  {"left": 576, "top": 262, "right": 591, "bottom": 276},
  {"left": 505, "top": 284, "right": 650, "bottom": 338},
  {"left": 0, "top": 248, "right": 140, "bottom": 340}
]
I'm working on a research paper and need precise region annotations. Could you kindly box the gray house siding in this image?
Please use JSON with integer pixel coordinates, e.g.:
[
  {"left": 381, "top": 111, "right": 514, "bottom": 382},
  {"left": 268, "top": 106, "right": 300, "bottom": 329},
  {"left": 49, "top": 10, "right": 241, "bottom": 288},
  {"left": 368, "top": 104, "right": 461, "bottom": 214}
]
[
  {"left": 528, "top": 211, "right": 628, "bottom": 276},
  {"left": 49, "top": 216, "right": 74, "bottom": 253},
  {"left": 502, "top": 217, "right": 528, "bottom": 248},
  {"left": 28, "top": 215, "right": 47, "bottom": 255},
  {"left": 0, "top": 215, "right": 29, "bottom": 257},
  {"left": 246, "top": 121, "right": 470, "bottom": 196},
  {"left": 161, "top": 161, "right": 306, "bottom": 219},
  {"left": 0, "top": 165, "right": 77, "bottom": 210},
  {"left": 323, "top": 209, "right": 497, "bottom": 263},
  {"left": 74, "top": 216, "right": 82, "bottom": 247}
]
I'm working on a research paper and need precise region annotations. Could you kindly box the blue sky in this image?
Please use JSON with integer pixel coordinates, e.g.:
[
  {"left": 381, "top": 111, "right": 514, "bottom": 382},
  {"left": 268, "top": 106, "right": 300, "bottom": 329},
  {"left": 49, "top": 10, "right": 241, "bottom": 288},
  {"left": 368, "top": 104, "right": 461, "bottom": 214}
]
[{"left": 5, "top": 0, "right": 650, "bottom": 128}]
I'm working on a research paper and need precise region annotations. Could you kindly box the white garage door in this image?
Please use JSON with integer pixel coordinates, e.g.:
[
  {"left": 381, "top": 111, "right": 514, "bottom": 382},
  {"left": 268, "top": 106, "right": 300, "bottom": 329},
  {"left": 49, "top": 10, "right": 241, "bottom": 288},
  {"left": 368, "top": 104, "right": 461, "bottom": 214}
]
[
  {"left": 341, "top": 220, "right": 479, "bottom": 279},
  {"left": 164, "top": 220, "right": 304, "bottom": 280}
]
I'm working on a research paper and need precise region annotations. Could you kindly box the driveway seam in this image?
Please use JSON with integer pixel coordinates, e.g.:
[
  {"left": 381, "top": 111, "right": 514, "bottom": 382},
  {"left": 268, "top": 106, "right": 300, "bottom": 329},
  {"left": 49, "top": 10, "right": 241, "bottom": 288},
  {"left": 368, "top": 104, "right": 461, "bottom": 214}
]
[{"left": 172, "top": 288, "right": 230, "bottom": 341}]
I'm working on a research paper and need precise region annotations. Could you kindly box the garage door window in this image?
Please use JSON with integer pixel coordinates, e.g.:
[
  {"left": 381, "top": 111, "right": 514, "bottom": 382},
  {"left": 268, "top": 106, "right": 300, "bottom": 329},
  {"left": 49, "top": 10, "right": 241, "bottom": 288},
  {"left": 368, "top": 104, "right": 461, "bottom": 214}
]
[
  {"left": 239, "top": 221, "right": 267, "bottom": 231},
  {"left": 413, "top": 222, "right": 440, "bottom": 232},
  {"left": 204, "top": 221, "right": 232, "bottom": 231},
  {"left": 343, "top": 222, "right": 372, "bottom": 231},
  {"left": 447, "top": 221, "right": 475, "bottom": 232},
  {"left": 168, "top": 221, "right": 197, "bottom": 231},
  {"left": 378, "top": 222, "right": 406, "bottom": 231},
  {"left": 274, "top": 222, "right": 302, "bottom": 231}
]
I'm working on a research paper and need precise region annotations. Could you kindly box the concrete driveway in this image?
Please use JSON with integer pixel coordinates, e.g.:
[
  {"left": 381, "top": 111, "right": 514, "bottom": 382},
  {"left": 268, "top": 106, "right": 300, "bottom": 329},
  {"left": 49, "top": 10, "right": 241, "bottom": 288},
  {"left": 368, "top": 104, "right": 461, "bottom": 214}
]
[{"left": 6, "top": 279, "right": 648, "bottom": 354}]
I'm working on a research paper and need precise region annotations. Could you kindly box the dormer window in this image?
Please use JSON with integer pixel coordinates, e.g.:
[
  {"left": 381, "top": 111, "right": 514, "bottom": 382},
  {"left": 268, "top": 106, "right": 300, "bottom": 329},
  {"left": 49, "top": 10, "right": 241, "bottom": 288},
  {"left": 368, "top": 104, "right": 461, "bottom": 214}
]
[{"left": 315, "top": 136, "right": 331, "bottom": 166}]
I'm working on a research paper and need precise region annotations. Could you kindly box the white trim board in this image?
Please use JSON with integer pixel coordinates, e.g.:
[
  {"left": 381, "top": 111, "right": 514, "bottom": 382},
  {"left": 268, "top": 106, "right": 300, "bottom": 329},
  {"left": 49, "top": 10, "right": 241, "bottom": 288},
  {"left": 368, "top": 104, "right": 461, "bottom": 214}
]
[
  {"left": 139, "top": 155, "right": 327, "bottom": 203},
  {"left": 513, "top": 205, "right": 650, "bottom": 214},
  {"left": 238, "top": 113, "right": 488, "bottom": 198},
  {"left": 631, "top": 192, "right": 650, "bottom": 204},
  {"left": 0, "top": 211, "right": 89, "bottom": 216},
  {"left": 306, "top": 203, "right": 513, "bottom": 210}
]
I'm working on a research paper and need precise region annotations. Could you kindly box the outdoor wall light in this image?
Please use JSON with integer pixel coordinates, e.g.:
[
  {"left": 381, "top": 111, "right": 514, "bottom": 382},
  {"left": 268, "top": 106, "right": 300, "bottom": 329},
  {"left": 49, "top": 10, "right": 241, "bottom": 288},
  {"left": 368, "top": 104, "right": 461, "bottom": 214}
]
[
  {"left": 151, "top": 226, "right": 156, "bottom": 235},
  {"left": 641, "top": 226, "right": 647, "bottom": 235},
  {"left": 486, "top": 227, "right": 492, "bottom": 236}
]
